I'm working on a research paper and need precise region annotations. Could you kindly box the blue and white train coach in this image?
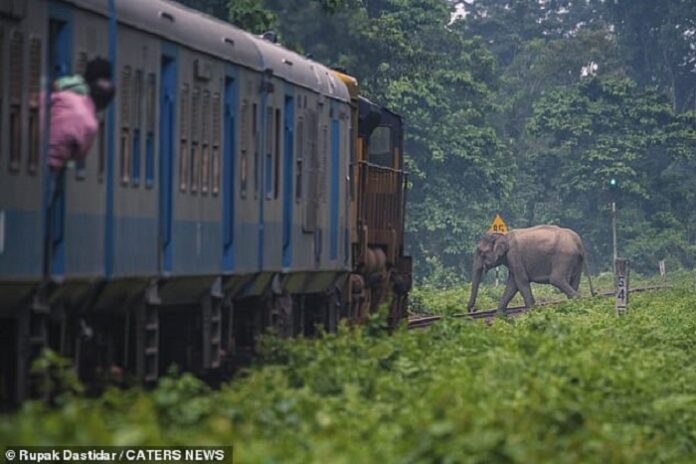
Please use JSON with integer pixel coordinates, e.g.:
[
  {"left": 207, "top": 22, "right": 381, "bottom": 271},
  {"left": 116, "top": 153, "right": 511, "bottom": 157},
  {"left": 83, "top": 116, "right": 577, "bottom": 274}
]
[{"left": 0, "top": 0, "right": 411, "bottom": 405}]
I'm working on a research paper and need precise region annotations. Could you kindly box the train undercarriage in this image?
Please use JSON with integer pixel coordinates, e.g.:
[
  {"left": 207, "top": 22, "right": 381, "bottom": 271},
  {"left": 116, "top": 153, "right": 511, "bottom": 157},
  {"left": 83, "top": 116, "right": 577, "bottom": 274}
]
[{"left": 0, "top": 263, "right": 410, "bottom": 407}]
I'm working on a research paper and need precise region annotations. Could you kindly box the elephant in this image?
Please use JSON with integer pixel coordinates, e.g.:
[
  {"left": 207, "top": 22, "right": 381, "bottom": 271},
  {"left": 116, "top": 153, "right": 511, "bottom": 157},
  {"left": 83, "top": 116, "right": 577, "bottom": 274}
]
[{"left": 466, "top": 225, "right": 595, "bottom": 313}]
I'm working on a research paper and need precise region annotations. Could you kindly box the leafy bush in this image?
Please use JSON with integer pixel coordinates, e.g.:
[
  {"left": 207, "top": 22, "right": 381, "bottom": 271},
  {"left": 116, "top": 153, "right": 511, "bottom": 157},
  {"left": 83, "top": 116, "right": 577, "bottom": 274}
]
[{"left": 2, "top": 285, "right": 696, "bottom": 463}]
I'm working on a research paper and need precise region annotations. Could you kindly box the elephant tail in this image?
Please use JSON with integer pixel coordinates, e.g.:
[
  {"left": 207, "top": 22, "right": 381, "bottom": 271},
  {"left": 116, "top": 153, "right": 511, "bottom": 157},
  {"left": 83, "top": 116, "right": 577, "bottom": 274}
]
[{"left": 581, "top": 247, "right": 595, "bottom": 297}]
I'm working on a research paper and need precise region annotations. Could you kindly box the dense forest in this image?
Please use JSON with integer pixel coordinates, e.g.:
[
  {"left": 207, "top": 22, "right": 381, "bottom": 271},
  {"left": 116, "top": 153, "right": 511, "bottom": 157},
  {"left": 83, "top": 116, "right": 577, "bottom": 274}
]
[{"left": 182, "top": 0, "right": 696, "bottom": 283}]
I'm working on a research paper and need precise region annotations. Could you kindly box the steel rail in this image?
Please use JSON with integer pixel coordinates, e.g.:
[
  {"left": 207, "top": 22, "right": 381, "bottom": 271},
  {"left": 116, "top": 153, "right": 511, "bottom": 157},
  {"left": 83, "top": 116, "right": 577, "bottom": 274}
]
[{"left": 407, "top": 285, "right": 670, "bottom": 330}]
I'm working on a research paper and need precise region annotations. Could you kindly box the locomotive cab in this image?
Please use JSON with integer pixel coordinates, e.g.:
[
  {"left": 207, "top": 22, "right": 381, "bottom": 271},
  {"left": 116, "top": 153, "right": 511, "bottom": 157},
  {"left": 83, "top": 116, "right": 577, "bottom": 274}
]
[{"left": 353, "top": 96, "right": 412, "bottom": 324}]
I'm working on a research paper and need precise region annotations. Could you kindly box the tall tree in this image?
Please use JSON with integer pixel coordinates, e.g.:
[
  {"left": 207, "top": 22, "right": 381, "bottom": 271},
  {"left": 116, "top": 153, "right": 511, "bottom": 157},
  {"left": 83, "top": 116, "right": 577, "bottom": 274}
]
[
  {"left": 603, "top": 0, "right": 696, "bottom": 113},
  {"left": 527, "top": 76, "right": 696, "bottom": 271}
]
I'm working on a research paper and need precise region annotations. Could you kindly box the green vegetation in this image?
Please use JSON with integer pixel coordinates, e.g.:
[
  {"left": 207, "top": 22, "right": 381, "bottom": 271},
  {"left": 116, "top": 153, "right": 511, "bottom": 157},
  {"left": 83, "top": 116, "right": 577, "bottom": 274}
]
[
  {"left": 411, "top": 269, "right": 690, "bottom": 315},
  {"left": 4, "top": 285, "right": 696, "bottom": 462}
]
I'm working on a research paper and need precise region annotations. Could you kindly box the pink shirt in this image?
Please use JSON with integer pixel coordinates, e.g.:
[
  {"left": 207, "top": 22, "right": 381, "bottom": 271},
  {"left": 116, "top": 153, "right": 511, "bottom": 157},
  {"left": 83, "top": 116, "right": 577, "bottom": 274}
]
[{"left": 48, "top": 90, "right": 99, "bottom": 169}]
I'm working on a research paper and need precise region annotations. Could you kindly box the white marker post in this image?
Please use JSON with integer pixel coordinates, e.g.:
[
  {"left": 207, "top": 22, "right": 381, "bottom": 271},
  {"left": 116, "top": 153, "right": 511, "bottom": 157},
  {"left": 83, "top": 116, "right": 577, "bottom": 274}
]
[
  {"left": 615, "top": 258, "right": 629, "bottom": 316},
  {"left": 659, "top": 259, "right": 666, "bottom": 278}
]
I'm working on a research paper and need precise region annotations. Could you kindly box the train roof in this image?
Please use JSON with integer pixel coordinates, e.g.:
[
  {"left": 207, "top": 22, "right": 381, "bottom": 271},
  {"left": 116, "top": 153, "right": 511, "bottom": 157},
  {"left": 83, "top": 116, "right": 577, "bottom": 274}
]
[{"left": 65, "top": 0, "right": 350, "bottom": 102}]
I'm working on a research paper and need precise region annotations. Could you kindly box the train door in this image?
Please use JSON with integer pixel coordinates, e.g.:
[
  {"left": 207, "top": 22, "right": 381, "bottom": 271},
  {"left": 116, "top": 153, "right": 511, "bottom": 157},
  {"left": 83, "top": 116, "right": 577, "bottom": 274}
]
[
  {"left": 329, "top": 104, "right": 340, "bottom": 261},
  {"left": 46, "top": 3, "right": 74, "bottom": 277},
  {"left": 282, "top": 94, "right": 294, "bottom": 268},
  {"left": 222, "top": 74, "right": 236, "bottom": 271},
  {"left": 159, "top": 48, "right": 177, "bottom": 274}
]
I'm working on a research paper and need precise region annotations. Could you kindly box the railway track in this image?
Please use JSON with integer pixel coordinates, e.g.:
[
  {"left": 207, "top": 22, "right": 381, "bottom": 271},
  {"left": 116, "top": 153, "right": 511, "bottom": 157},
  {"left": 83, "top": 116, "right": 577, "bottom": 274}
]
[{"left": 407, "top": 285, "right": 670, "bottom": 330}]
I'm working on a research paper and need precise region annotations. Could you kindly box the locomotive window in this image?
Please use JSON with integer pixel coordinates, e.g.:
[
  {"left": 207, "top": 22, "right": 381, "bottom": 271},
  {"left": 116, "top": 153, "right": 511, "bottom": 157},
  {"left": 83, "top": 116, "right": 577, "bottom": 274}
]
[
  {"left": 179, "top": 84, "right": 190, "bottom": 192},
  {"left": 28, "top": 37, "right": 41, "bottom": 176},
  {"left": 190, "top": 87, "right": 201, "bottom": 193},
  {"left": 201, "top": 90, "right": 211, "bottom": 195},
  {"left": 8, "top": 31, "right": 23, "bottom": 173},
  {"left": 368, "top": 125, "right": 393, "bottom": 168},
  {"left": 120, "top": 66, "right": 132, "bottom": 185},
  {"left": 295, "top": 116, "right": 304, "bottom": 202},
  {"left": 145, "top": 73, "right": 156, "bottom": 188},
  {"left": 240, "top": 100, "right": 248, "bottom": 198},
  {"left": 131, "top": 69, "right": 143, "bottom": 187},
  {"left": 265, "top": 106, "right": 273, "bottom": 199},
  {"left": 211, "top": 92, "right": 221, "bottom": 196}
]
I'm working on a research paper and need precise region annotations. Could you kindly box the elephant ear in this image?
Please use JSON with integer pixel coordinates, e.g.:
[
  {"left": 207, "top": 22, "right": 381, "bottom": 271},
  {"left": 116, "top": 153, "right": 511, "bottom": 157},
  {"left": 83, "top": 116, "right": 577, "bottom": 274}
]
[{"left": 493, "top": 234, "right": 509, "bottom": 260}]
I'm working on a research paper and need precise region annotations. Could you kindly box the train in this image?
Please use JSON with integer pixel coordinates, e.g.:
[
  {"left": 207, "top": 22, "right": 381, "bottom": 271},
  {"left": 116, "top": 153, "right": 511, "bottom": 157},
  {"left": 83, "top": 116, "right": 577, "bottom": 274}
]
[{"left": 0, "top": 0, "right": 411, "bottom": 405}]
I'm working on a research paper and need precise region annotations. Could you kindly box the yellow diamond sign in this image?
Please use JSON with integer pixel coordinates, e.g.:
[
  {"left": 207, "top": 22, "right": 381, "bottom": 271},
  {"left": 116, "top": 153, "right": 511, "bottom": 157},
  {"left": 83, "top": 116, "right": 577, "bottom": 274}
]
[{"left": 488, "top": 214, "right": 508, "bottom": 234}]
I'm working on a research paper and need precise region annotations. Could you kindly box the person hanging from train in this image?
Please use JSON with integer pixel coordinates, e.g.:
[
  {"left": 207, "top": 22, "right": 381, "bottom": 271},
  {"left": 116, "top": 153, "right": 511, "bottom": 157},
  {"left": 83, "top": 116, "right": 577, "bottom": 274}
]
[
  {"left": 48, "top": 56, "right": 115, "bottom": 170},
  {"left": 44, "top": 57, "right": 115, "bottom": 277}
]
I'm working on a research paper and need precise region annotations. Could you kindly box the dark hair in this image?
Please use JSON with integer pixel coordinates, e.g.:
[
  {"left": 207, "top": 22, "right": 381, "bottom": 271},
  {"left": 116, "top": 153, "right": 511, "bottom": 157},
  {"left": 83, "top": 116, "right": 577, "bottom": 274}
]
[
  {"left": 90, "top": 79, "right": 115, "bottom": 111},
  {"left": 83, "top": 57, "right": 112, "bottom": 84}
]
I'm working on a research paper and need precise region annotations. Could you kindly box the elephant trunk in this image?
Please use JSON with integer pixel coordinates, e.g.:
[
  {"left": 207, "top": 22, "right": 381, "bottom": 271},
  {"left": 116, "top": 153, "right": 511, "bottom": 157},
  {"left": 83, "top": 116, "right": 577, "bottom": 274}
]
[{"left": 467, "top": 261, "right": 484, "bottom": 312}]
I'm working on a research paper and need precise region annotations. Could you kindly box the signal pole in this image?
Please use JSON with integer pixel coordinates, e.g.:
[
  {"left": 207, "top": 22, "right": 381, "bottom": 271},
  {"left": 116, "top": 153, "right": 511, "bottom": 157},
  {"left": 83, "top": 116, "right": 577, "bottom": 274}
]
[
  {"left": 612, "top": 201, "right": 617, "bottom": 264},
  {"left": 609, "top": 177, "right": 618, "bottom": 270}
]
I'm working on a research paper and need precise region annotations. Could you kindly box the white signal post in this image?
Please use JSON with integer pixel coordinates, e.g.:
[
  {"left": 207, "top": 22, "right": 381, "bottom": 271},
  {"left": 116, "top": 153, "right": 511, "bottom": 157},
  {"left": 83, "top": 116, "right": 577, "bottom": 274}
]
[
  {"left": 609, "top": 177, "right": 618, "bottom": 271},
  {"left": 612, "top": 201, "right": 618, "bottom": 266}
]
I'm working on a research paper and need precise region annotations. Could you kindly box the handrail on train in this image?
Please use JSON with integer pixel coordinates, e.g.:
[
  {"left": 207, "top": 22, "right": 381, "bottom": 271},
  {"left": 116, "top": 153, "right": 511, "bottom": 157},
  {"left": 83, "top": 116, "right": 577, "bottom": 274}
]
[{"left": 352, "top": 160, "right": 409, "bottom": 176}]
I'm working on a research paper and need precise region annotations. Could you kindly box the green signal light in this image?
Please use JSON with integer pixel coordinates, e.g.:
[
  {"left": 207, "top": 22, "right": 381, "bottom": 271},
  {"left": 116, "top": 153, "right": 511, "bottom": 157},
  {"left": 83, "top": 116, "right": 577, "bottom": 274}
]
[{"left": 609, "top": 178, "right": 617, "bottom": 187}]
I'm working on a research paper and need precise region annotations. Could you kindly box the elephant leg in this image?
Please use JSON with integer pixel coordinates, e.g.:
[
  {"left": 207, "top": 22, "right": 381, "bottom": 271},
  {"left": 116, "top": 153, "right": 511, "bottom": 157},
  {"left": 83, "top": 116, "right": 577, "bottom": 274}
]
[
  {"left": 497, "top": 275, "right": 518, "bottom": 313},
  {"left": 550, "top": 272, "right": 580, "bottom": 299},
  {"left": 513, "top": 274, "right": 535, "bottom": 308},
  {"left": 570, "top": 269, "right": 581, "bottom": 292}
]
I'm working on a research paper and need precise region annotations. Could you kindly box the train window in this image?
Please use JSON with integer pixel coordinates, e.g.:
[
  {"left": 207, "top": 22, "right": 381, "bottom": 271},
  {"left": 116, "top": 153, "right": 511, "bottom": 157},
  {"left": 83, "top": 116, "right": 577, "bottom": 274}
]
[
  {"left": 201, "top": 90, "right": 211, "bottom": 195},
  {"left": 145, "top": 73, "right": 156, "bottom": 188},
  {"left": 274, "top": 108, "right": 281, "bottom": 199},
  {"left": 349, "top": 127, "right": 355, "bottom": 200},
  {"left": 295, "top": 117, "right": 304, "bottom": 202},
  {"left": 240, "top": 100, "right": 248, "bottom": 198},
  {"left": 318, "top": 123, "right": 328, "bottom": 204},
  {"left": 8, "top": 31, "right": 23, "bottom": 173},
  {"left": 265, "top": 106, "right": 273, "bottom": 199},
  {"left": 97, "top": 117, "right": 105, "bottom": 183},
  {"left": 211, "top": 92, "right": 221, "bottom": 195},
  {"left": 28, "top": 37, "right": 41, "bottom": 176},
  {"left": 120, "top": 66, "right": 133, "bottom": 185},
  {"left": 253, "top": 103, "right": 258, "bottom": 199},
  {"left": 131, "top": 69, "right": 143, "bottom": 187},
  {"left": 76, "top": 51, "right": 88, "bottom": 75},
  {"left": 0, "top": 28, "right": 3, "bottom": 168},
  {"left": 368, "top": 125, "right": 393, "bottom": 168},
  {"left": 190, "top": 87, "right": 200, "bottom": 193},
  {"left": 179, "top": 83, "right": 189, "bottom": 192},
  {"left": 303, "top": 108, "right": 318, "bottom": 232},
  {"left": 75, "top": 159, "right": 86, "bottom": 180}
]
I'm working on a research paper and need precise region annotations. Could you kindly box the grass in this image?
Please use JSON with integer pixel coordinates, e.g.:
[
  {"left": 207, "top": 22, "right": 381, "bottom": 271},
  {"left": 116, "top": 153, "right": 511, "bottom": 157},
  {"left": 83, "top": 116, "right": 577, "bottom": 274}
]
[
  {"left": 410, "top": 269, "right": 690, "bottom": 315},
  {"left": 2, "top": 275, "right": 696, "bottom": 463}
]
